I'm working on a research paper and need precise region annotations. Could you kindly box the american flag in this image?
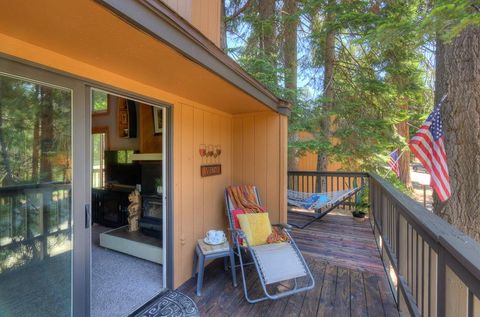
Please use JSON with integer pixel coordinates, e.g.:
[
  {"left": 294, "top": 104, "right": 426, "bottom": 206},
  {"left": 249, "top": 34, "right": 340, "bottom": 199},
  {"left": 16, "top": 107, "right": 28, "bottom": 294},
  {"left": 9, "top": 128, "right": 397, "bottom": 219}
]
[
  {"left": 408, "top": 99, "right": 451, "bottom": 202},
  {"left": 388, "top": 149, "right": 400, "bottom": 177}
]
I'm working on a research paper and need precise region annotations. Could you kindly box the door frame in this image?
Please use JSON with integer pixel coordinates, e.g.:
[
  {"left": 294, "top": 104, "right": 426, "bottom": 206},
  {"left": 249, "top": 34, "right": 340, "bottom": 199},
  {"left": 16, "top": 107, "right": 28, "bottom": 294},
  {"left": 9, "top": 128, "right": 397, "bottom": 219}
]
[
  {"left": 0, "top": 56, "right": 89, "bottom": 317},
  {"left": 0, "top": 54, "right": 175, "bottom": 316},
  {"left": 87, "top": 85, "right": 172, "bottom": 288}
]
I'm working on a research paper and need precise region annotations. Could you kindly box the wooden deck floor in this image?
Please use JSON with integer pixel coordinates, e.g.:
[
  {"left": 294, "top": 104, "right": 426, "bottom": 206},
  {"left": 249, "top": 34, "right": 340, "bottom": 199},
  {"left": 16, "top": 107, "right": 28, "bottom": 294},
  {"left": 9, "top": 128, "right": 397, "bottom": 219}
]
[{"left": 178, "top": 210, "right": 399, "bottom": 317}]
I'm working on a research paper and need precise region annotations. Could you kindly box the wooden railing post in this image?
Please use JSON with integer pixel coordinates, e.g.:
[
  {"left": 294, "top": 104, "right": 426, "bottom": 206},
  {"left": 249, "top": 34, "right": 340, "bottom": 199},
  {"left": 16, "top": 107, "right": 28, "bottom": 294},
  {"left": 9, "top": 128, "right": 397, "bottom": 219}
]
[{"left": 437, "top": 248, "right": 446, "bottom": 317}]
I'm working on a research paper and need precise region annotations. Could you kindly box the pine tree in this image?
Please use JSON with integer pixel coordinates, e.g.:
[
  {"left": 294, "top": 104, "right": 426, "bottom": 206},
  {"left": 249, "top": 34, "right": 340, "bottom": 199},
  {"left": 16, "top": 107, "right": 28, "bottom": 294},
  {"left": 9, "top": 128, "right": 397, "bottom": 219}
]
[{"left": 434, "top": 26, "right": 480, "bottom": 241}]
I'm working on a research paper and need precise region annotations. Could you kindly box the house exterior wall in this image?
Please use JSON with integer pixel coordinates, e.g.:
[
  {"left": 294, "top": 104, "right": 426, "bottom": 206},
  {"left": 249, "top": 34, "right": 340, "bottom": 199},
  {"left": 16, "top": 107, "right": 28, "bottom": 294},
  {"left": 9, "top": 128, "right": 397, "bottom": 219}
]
[
  {"left": 162, "top": 0, "right": 221, "bottom": 46},
  {"left": 232, "top": 113, "right": 288, "bottom": 225},
  {"left": 0, "top": 31, "right": 287, "bottom": 288},
  {"left": 292, "top": 131, "right": 342, "bottom": 171},
  {"left": 172, "top": 109, "right": 289, "bottom": 287},
  {"left": 0, "top": 0, "right": 290, "bottom": 289},
  {"left": 172, "top": 102, "right": 233, "bottom": 287}
]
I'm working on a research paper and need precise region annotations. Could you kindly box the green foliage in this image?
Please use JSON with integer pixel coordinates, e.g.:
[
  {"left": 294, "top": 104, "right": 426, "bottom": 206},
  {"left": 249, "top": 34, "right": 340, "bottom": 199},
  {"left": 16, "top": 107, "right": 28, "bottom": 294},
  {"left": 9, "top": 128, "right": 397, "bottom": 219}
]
[
  {"left": 354, "top": 187, "right": 369, "bottom": 213},
  {"left": 0, "top": 75, "right": 71, "bottom": 186},
  {"left": 225, "top": 0, "right": 478, "bottom": 190},
  {"left": 421, "top": 0, "right": 480, "bottom": 42},
  {"left": 92, "top": 90, "right": 108, "bottom": 112}
]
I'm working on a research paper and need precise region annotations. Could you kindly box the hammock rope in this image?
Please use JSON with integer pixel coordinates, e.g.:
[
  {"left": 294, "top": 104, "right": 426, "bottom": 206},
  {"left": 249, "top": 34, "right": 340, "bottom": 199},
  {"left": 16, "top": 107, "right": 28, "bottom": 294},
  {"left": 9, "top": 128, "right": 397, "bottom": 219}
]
[{"left": 287, "top": 187, "right": 359, "bottom": 210}]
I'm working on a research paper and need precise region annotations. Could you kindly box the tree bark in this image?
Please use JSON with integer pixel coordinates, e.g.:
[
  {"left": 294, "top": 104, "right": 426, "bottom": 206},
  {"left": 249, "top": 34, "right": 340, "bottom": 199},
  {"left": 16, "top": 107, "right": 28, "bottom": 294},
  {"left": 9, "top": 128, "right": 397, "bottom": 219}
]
[
  {"left": 258, "top": 0, "right": 277, "bottom": 86},
  {"left": 0, "top": 79, "right": 15, "bottom": 185},
  {"left": 396, "top": 105, "right": 411, "bottom": 188},
  {"left": 258, "top": 0, "right": 275, "bottom": 55},
  {"left": 32, "top": 112, "right": 40, "bottom": 182},
  {"left": 220, "top": 0, "right": 227, "bottom": 50},
  {"left": 39, "top": 86, "right": 54, "bottom": 182},
  {"left": 31, "top": 87, "right": 40, "bottom": 182},
  {"left": 434, "top": 26, "right": 480, "bottom": 242},
  {"left": 283, "top": 0, "right": 298, "bottom": 171},
  {"left": 317, "top": 0, "right": 335, "bottom": 172},
  {"left": 283, "top": 0, "right": 297, "bottom": 98}
]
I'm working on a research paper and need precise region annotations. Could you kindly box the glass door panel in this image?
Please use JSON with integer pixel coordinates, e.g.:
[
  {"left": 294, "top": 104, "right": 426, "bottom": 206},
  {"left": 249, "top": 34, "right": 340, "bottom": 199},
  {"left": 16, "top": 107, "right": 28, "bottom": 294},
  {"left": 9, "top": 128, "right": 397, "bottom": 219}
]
[{"left": 0, "top": 74, "right": 73, "bottom": 317}]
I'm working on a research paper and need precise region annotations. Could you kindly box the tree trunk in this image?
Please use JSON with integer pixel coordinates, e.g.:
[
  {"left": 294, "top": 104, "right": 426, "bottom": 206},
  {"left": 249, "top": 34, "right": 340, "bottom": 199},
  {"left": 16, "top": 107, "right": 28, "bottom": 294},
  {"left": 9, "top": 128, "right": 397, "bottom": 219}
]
[
  {"left": 283, "top": 0, "right": 298, "bottom": 171},
  {"left": 32, "top": 109, "right": 40, "bottom": 182},
  {"left": 433, "top": 26, "right": 480, "bottom": 242},
  {"left": 258, "top": 0, "right": 275, "bottom": 54},
  {"left": 317, "top": 0, "right": 335, "bottom": 172},
  {"left": 396, "top": 105, "right": 411, "bottom": 188},
  {"left": 220, "top": 0, "right": 227, "bottom": 50},
  {"left": 283, "top": 0, "right": 297, "bottom": 99},
  {"left": 258, "top": 0, "right": 277, "bottom": 86},
  {"left": 39, "top": 86, "right": 54, "bottom": 182},
  {"left": 0, "top": 79, "right": 15, "bottom": 185}
]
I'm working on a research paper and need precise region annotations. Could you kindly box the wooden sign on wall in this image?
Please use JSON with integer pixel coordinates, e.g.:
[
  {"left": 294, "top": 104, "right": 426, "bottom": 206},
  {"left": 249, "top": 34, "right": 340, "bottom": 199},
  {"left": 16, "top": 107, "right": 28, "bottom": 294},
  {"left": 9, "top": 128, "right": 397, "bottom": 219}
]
[{"left": 201, "top": 164, "right": 221, "bottom": 177}]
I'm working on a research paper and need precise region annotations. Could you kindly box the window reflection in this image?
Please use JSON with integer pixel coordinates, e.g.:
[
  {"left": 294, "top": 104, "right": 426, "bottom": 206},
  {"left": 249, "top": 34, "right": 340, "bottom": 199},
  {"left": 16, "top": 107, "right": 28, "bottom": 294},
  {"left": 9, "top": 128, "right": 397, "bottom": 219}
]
[{"left": 0, "top": 74, "right": 72, "bottom": 317}]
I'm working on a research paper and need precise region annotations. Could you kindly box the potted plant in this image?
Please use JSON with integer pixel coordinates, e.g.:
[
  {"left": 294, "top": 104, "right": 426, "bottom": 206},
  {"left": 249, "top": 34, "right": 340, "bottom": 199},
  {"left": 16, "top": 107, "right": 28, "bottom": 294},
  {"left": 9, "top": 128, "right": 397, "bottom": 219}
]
[{"left": 352, "top": 188, "right": 369, "bottom": 222}]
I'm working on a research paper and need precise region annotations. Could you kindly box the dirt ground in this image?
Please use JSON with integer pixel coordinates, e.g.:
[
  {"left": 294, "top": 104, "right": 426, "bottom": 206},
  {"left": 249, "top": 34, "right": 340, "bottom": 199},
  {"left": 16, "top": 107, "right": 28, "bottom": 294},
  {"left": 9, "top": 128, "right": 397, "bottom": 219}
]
[{"left": 410, "top": 163, "right": 433, "bottom": 211}]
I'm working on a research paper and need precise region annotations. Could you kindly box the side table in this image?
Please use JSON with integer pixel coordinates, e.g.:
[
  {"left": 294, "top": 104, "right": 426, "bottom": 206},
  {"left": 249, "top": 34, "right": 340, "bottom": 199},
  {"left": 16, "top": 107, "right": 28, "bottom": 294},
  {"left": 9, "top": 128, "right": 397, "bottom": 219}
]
[{"left": 192, "top": 239, "right": 237, "bottom": 296}]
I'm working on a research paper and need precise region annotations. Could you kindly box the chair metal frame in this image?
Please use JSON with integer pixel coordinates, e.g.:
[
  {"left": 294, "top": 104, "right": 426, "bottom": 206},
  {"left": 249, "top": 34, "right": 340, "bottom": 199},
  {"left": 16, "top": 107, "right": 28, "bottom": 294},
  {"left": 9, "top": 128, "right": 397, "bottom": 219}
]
[{"left": 224, "top": 186, "right": 315, "bottom": 303}]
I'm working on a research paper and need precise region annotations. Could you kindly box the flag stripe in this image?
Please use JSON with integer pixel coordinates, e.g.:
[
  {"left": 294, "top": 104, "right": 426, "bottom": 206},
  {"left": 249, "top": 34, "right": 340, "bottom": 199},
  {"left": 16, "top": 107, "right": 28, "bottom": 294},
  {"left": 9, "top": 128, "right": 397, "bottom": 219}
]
[{"left": 408, "top": 102, "right": 451, "bottom": 202}]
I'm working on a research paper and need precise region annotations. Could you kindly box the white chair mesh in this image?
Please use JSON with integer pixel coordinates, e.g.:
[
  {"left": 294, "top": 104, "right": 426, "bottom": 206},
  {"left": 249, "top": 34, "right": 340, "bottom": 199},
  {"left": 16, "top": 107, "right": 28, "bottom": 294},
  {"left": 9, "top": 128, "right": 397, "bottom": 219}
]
[{"left": 251, "top": 242, "right": 307, "bottom": 285}]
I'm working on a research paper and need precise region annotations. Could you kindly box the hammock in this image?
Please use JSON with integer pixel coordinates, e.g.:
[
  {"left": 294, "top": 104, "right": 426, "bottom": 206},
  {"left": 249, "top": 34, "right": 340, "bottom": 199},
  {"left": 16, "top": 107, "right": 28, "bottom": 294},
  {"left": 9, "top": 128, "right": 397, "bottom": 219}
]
[
  {"left": 287, "top": 188, "right": 359, "bottom": 210},
  {"left": 287, "top": 187, "right": 361, "bottom": 229}
]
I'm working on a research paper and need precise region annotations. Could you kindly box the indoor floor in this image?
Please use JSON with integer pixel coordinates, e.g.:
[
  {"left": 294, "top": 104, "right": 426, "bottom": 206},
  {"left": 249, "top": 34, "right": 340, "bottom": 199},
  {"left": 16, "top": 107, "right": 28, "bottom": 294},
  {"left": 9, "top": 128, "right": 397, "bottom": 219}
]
[{"left": 91, "top": 224, "right": 163, "bottom": 317}]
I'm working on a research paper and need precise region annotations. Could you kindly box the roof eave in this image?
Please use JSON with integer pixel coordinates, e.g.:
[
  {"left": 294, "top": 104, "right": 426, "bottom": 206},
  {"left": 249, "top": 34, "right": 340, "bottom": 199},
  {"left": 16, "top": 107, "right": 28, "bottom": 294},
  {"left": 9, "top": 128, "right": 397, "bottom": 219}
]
[{"left": 96, "top": 0, "right": 291, "bottom": 116}]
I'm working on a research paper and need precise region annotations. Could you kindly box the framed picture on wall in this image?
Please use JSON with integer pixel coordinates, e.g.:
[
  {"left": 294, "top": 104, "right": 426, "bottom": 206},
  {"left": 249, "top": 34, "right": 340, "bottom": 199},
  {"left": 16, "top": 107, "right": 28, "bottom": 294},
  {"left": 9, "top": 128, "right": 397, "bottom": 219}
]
[{"left": 153, "top": 107, "right": 162, "bottom": 135}]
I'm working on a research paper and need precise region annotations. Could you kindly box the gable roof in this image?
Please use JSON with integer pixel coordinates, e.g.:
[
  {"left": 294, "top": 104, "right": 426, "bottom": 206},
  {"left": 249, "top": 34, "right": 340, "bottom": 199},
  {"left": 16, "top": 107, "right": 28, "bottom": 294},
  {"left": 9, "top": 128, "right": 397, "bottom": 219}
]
[{"left": 97, "top": 0, "right": 290, "bottom": 115}]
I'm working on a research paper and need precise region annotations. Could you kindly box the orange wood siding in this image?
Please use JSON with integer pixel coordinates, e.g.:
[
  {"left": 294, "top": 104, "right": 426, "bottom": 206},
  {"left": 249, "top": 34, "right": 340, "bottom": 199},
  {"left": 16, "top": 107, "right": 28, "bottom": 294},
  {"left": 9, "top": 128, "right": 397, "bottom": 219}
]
[
  {"left": 162, "top": 0, "right": 192, "bottom": 21},
  {"left": 0, "top": 1, "right": 287, "bottom": 288},
  {"left": 231, "top": 112, "right": 288, "bottom": 224},
  {"left": 191, "top": 0, "right": 221, "bottom": 46},
  {"left": 162, "top": 0, "right": 221, "bottom": 46},
  {"left": 139, "top": 104, "right": 162, "bottom": 153},
  {"left": 293, "top": 131, "right": 342, "bottom": 171},
  {"left": 0, "top": 31, "right": 287, "bottom": 289},
  {"left": 172, "top": 102, "right": 233, "bottom": 287}
]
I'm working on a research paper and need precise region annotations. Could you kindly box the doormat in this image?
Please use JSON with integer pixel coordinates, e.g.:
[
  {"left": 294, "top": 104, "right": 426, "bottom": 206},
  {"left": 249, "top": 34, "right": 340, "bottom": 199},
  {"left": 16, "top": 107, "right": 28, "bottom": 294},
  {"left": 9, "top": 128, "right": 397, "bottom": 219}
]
[{"left": 129, "top": 290, "right": 199, "bottom": 317}]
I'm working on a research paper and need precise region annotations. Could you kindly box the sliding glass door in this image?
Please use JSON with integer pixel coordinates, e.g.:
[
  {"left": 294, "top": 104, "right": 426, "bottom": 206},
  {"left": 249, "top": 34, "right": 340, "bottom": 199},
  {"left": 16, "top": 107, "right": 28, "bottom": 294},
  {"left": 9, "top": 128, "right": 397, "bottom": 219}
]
[{"left": 0, "top": 59, "right": 89, "bottom": 317}]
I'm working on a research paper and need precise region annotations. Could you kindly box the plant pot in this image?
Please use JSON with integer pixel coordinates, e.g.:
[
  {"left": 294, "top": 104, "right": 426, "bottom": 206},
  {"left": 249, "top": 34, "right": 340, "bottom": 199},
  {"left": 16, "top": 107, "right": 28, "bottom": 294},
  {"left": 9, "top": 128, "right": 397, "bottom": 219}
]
[{"left": 352, "top": 211, "right": 367, "bottom": 222}]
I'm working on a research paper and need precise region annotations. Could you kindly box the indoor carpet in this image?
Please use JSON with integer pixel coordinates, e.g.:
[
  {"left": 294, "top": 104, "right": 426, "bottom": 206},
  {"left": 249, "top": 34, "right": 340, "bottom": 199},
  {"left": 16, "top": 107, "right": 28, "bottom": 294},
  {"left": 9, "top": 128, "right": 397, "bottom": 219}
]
[
  {"left": 92, "top": 224, "right": 163, "bottom": 317},
  {"left": 129, "top": 290, "right": 199, "bottom": 317}
]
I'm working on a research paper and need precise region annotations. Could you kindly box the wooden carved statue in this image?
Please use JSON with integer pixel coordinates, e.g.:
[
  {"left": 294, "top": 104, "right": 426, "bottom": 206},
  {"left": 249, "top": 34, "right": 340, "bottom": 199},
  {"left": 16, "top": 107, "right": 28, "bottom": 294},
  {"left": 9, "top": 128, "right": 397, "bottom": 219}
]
[{"left": 127, "top": 189, "right": 142, "bottom": 232}]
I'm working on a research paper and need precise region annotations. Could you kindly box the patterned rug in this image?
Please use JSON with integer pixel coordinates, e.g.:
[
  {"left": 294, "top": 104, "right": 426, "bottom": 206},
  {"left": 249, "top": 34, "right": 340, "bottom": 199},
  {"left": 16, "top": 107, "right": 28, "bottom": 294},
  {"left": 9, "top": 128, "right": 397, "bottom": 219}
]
[{"left": 129, "top": 290, "right": 199, "bottom": 317}]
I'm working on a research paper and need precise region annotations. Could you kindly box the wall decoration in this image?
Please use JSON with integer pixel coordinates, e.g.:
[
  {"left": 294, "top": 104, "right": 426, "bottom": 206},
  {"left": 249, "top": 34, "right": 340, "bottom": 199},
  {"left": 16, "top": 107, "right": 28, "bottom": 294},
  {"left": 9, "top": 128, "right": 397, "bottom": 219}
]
[
  {"left": 199, "top": 144, "right": 206, "bottom": 163},
  {"left": 201, "top": 164, "right": 222, "bottom": 177},
  {"left": 153, "top": 107, "right": 163, "bottom": 135},
  {"left": 199, "top": 144, "right": 222, "bottom": 176}
]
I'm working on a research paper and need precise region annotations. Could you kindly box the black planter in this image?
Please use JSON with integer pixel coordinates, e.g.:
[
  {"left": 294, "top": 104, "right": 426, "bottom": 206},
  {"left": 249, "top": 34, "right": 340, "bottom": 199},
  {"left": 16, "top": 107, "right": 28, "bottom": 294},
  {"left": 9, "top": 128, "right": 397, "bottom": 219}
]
[{"left": 352, "top": 210, "right": 366, "bottom": 218}]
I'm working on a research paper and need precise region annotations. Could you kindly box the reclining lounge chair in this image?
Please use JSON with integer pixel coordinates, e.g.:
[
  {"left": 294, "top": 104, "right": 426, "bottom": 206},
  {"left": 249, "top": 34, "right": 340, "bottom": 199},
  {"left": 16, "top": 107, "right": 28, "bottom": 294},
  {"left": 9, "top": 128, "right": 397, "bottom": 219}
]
[{"left": 224, "top": 185, "right": 315, "bottom": 303}]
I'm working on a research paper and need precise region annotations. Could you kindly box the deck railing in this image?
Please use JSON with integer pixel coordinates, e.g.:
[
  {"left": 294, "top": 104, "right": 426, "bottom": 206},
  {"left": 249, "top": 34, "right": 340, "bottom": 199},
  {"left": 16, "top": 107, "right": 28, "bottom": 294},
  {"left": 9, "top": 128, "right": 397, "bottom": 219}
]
[
  {"left": 369, "top": 173, "right": 480, "bottom": 317},
  {"left": 288, "top": 170, "right": 480, "bottom": 316},
  {"left": 287, "top": 171, "right": 369, "bottom": 209},
  {"left": 0, "top": 182, "right": 71, "bottom": 273}
]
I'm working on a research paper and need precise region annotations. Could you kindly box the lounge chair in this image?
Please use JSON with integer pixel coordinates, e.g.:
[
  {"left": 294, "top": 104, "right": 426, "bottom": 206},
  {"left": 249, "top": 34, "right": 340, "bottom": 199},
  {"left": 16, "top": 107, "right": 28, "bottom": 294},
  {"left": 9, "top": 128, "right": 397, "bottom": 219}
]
[{"left": 224, "top": 185, "right": 315, "bottom": 303}]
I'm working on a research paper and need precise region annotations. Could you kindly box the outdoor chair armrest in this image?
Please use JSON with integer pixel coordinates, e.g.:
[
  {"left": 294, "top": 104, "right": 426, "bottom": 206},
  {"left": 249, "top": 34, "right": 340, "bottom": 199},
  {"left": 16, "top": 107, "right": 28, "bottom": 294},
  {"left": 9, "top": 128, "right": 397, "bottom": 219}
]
[
  {"left": 234, "top": 228, "right": 246, "bottom": 239},
  {"left": 272, "top": 223, "right": 293, "bottom": 231}
]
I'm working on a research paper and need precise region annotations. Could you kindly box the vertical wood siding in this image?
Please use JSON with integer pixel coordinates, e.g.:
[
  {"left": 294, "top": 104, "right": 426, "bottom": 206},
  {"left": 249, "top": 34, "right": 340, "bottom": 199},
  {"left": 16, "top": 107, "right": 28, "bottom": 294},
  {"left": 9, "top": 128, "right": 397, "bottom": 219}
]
[
  {"left": 173, "top": 109, "right": 287, "bottom": 287},
  {"left": 173, "top": 102, "right": 233, "bottom": 287},
  {"left": 231, "top": 112, "right": 288, "bottom": 225},
  {"left": 162, "top": 0, "right": 221, "bottom": 46}
]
